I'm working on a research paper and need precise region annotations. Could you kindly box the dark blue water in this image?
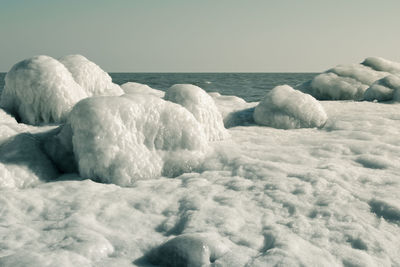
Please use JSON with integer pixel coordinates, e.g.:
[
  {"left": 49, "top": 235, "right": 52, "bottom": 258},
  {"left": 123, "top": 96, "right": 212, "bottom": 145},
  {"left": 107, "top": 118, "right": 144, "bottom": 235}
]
[{"left": 0, "top": 72, "right": 317, "bottom": 102}]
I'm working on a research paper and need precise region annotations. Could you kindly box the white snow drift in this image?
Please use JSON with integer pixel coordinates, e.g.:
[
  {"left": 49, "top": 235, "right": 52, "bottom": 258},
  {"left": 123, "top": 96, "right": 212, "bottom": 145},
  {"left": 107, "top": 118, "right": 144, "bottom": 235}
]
[
  {"left": 298, "top": 57, "right": 400, "bottom": 100},
  {"left": 165, "top": 84, "right": 228, "bottom": 141},
  {"left": 52, "top": 94, "right": 209, "bottom": 186},
  {"left": 253, "top": 85, "right": 327, "bottom": 129},
  {"left": 0, "top": 55, "right": 123, "bottom": 125}
]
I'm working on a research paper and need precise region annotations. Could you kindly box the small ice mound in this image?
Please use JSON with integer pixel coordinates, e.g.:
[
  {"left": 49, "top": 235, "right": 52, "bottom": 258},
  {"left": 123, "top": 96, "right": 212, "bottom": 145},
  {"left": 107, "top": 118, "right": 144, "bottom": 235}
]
[
  {"left": 253, "top": 85, "right": 327, "bottom": 129},
  {"left": 53, "top": 94, "right": 208, "bottom": 186},
  {"left": 297, "top": 57, "right": 400, "bottom": 100},
  {"left": 0, "top": 55, "right": 87, "bottom": 125},
  {"left": 0, "top": 133, "right": 59, "bottom": 189},
  {"left": 121, "top": 82, "right": 165, "bottom": 98},
  {"left": 165, "top": 84, "right": 228, "bottom": 141},
  {"left": 364, "top": 75, "right": 400, "bottom": 102},
  {"left": 299, "top": 72, "right": 369, "bottom": 100},
  {"left": 148, "top": 233, "right": 230, "bottom": 267},
  {"left": 59, "top": 54, "right": 123, "bottom": 97},
  {"left": 369, "top": 198, "right": 400, "bottom": 223},
  {"left": 362, "top": 57, "right": 400, "bottom": 74}
]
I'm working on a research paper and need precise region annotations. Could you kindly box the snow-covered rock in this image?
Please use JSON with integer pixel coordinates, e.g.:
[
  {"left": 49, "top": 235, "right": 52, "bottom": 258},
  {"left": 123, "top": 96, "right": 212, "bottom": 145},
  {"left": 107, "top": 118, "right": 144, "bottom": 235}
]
[
  {"left": 52, "top": 94, "right": 208, "bottom": 186},
  {"left": 165, "top": 84, "right": 228, "bottom": 141},
  {"left": 59, "top": 54, "right": 123, "bottom": 97},
  {"left": 121, "top": 82, "right": 165, "bottom": 98},
  {"left": 0, "top": 55, "right": 86, "bottom": 125},
  {"left": 253, "top": 85, "right": 327, "bottom": 129}
]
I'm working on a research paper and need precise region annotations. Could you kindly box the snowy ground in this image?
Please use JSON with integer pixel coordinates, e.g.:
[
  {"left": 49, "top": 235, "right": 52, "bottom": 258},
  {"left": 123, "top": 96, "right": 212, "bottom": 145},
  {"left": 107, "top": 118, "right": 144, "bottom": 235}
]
[{"left": 1, "top": 100, "right": 400, "bottom": 266}]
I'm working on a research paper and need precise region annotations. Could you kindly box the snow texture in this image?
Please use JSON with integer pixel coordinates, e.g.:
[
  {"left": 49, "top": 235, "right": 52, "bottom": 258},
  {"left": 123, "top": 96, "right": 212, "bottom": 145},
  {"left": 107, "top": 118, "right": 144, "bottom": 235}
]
[
  {"left": 59, "top": 55, "right": 123, "bottom": 97},
  {"left": 253, "top": 85, "right": 327, "bottom": 129},
  {"left": 299, "top": 57, "right": 400, "bottom": 100},
  {"left": 0, "top": 55, "right": 86, "bottom": 125},
  {"left": 121, "top": 82, "right": 165, "bottom": 98},
  {"left": 165, "top": 84, "right": 228, "bottom": 141},
  {"left": 56, "top": 94, "right": 208, "bottom": 186}
]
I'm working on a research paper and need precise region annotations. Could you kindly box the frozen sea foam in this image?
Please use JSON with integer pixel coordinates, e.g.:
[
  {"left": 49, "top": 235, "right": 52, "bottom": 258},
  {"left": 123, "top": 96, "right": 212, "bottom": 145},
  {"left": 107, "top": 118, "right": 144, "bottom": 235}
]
[
  {"left": 52, "top": 94, "right": 209, "bottom": 186},
  {"left": 253, "top": 85, "right": 327, "bottom": 129},
  {"left": 298, "top": 57, "right": 400, "bottom": 100},
  {"left": 0, "top": 55, "right": 86, "bottom": 125},
  {"left": 59, "top": 54, "right": 123, "bottom": 97},
  {"left": 165, "top": 84, "right": 228, "bottom": 141}
]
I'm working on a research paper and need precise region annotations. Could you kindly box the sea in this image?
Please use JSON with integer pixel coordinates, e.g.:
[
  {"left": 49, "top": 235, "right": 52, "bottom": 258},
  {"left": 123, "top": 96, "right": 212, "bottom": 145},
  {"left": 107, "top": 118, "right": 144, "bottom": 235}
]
[{"left": 0, "top": 73, "right": 317, "bottom": 102}]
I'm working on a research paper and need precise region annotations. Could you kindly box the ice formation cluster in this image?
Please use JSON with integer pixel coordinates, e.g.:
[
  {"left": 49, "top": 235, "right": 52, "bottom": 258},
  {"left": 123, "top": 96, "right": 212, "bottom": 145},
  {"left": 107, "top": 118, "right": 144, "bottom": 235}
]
[
  {"left": 253, "top": 85, "right": 327, "bottom": 129},
  {"left": 1, "top": 55, "right": 400, "bottom": 266},
  {"left": 47, "top": 94, "right": 209, "bottom": 186},
  {"left": 0, "top": 55, "right": 122, "bottom": 125},
  {"left": 299, "top": 57, "right": 400, "bottom": 101},
  {"left": 165, "top": 84, "right": 228, "bottom": 141}
]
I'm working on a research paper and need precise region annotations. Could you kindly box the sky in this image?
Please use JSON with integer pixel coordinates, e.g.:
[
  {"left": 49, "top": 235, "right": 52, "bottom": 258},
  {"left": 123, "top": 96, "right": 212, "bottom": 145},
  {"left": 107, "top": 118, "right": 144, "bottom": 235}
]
[{"left": 0, "top": 0, "right": 400, "bottom": 72}]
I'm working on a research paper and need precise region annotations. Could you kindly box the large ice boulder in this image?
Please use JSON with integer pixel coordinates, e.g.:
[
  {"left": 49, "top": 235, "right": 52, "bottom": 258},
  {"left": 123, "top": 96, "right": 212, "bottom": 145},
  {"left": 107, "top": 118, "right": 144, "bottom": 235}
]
[
  {"left": 48, "top": 94, "right": 209, "bottom": 186},
  {"left": 253, "top": 85, "right": 327, "bottom": 129},
  {"left": 59, "top": 54, "right": 123, "bottom": 96},
  {"left": 0, "top": 55, "right": 86, "bottom": 124},
  {"left": 298, "top": 57, "right": 400, "bottom": 100},
  {"left": 121, "top": 82, "right": 165, "bottom": 98},
  {"left": 364, "top": 75, "right": 400, "bottom": 102},
  {"left": 165, "top": 84, "right": 228, "bottom": 141}
]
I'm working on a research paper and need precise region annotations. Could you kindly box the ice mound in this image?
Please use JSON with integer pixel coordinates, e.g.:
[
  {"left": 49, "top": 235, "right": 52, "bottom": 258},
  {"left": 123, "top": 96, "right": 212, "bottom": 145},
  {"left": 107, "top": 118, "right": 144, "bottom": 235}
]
[
  {"left": 362, "top": 57, "right": 400, "bottom": 74},
  {"left": 298, "top": 57, "right": 400, "bottom": 100},
  {"left": 59, "top": 54, "right": 123, "bottom": 96},
  {"left": 364, "top": 75, "right": 400, "bottom": 102},
  {"left": 0, "top": 55, "right": 86, "bottom": 125},
  {"left": 50, "top": 94, "right": 208, "bottom": 186},
  {"left": 253, "top": 85, "right": 327, "bottom": 129},
  {"left": 149, "top": 233, "right": 230, "bottom": 266},
  {"left": 165, "top": 84, "right": 228, "bottom": 141},
  {"left": 121, "top": 82, "right": 165, "bottom": 98}
]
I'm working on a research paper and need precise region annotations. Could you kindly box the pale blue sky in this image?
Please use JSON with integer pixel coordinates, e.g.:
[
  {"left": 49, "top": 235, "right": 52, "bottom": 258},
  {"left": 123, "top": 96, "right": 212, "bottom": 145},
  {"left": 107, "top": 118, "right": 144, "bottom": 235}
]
[{"left": 0, "top": 0, "right": 399, "bottom": 72}]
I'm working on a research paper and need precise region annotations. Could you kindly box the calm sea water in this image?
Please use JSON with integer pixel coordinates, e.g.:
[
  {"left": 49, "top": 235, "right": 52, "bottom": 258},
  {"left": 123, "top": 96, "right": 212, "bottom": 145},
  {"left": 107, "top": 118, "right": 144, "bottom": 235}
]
[{"left": 0, "top": 72, "right": 317, "bottom": 102}]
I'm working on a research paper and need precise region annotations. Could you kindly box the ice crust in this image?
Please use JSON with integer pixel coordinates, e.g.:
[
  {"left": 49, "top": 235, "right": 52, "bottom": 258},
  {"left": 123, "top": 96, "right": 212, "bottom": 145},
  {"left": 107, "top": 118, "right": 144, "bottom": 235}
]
[
  {"left": 59, "top": 54, "right": 123, "bottom": 97},
  {"left": 55, "top": 94, "right": 209, "bottom": 186},
  {"left": 0, "top": 55, "right": 86, "bottom": 124},
  {"left": 299, "top": 57, "right": 400, "bottom": 100},
  {"left": 364, "top": 75, "right": 400, "bottom": 102},
  {"left": 253, "top": 85, "right": 328, "bottom": 129},
  {"left": 121, "top": 82, "right": 165, "bottom": 98},
  {"left": 165, "top": 84, "right": 228, "bottom": 141},
  {"left": 0, "top": 55, "right": 123, "bottom": 125}
]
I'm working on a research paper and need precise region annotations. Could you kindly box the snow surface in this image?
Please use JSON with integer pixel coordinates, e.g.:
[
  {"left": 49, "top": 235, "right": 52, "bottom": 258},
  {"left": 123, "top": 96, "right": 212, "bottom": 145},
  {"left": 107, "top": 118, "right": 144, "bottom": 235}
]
[
  {"left": 0, "top": 55, "right": 86, "bottom": 124},
  {"left": 165, "top": 84, "right": 229, "bottom": 141},
  {"left": 253, "top": 85, "right": 327, "bottom": 129},
  {"left": 121, "top": 82, "right": 165, "bottom": 98},
  {"left": 298, "top": 57, "right": 400, "bottom": 101}
]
